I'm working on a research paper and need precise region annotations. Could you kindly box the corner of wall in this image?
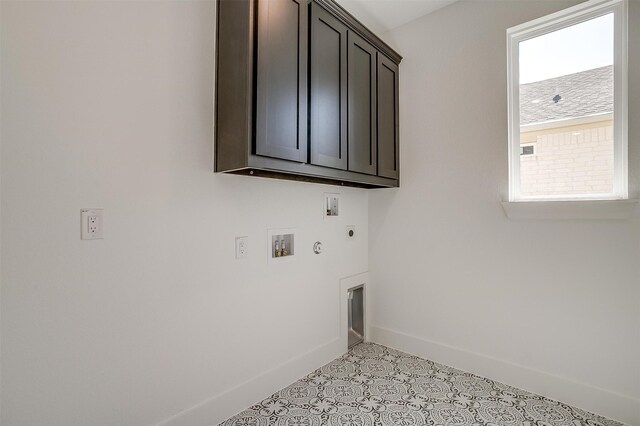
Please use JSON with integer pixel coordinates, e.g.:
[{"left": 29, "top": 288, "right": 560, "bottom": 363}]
[
  {"left": 155, "top": 337, "right": 344, "bottom": 426},
  {"left": 370, "top": 325, "right": 640, "bottom": 426}
]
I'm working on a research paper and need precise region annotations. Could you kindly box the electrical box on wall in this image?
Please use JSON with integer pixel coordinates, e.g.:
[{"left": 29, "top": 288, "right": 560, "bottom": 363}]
[
  {"left": 80, "top": 209, "right": 103, "bottom": 240},
  {"left": 267, "top": 228, "right": 296, "bottom": 263},
  {"left": 235, "top": 236, "right": 248, "bottom": 259},
  {"left": 324, "top": 193, "right": 339, "bottom": 218},
  {"left": 346, "top": 225, "right": 356, "bottom": 240}
]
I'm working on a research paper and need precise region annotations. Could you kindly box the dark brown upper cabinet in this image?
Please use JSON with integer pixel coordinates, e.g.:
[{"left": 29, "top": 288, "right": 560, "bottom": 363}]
[
  {"left": 310, "top": 3, "right": 347, "bottom": 170},
  {"left": 255, "top": 0, "right": 308, "bottom": 162},
  {"left": 215, "top": 0, "right": 402, "bottom": 189},
  {"left": 347, "top": 31, "right": 377, "bottom": 176},
  {"left": 376, "top": 53, "right": 399, "bottom": 179}
]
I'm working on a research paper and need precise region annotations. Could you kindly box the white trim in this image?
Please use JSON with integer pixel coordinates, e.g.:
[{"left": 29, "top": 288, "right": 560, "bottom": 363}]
[
  {"left": 155, "top": 338, "right": 344, "bottom": 426},
  {"left": 507, "top": 0, "right": 623, "bottom": 36},
  {"left": 507, "top": 0, "right": 628, "bottom": 202},
  {"left": 369, "top": 325, "right": 640, "bottom": 426},
  {"left": 508, "top": 193, "right": 626, "bottom": 202},
  {"left": 613, "top": 0, "right": 628, "bottom": 199},
  {"left": 501, "top": 199, "right": 638, "bottom": 220}
]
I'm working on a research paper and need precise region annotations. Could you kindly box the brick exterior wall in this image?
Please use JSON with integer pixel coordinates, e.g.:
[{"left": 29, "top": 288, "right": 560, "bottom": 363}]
[{"left": 520, "top": 122, "right": 614, "bottom": 196}]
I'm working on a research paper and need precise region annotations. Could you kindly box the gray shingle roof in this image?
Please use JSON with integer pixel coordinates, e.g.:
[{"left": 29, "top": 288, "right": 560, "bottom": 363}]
[{"left": 519, "top": 65, "right": 613, "bottom": 126}]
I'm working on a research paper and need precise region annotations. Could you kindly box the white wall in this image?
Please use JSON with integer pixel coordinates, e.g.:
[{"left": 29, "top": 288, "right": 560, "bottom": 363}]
[
  {"left": 3, "top": 0, "right": 640, "bottom": 425},
  {"left": 0, "top": 1, "right": 369, "bottom": 425},
  {"left": 369, "top": 1, "right": 640, "bottom": 424}
]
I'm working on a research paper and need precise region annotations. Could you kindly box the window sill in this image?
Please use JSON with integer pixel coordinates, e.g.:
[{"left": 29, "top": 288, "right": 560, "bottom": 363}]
[{"left": 501, "top": 199, "right": 639, "bottom": 220}]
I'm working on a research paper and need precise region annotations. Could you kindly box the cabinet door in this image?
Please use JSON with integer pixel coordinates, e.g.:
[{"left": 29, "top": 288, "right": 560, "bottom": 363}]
[
  {"left": 255, "top": 0, "right": 308, "bottom": 162},
  {"left": 347, "top": 31, "right": 377, "bottom": 175},
  {"left": 310, "top": 3, "right": 347, "bottom": 170},
  {"left": 376, "top": 53, "right": 399, "bottom": 179}
]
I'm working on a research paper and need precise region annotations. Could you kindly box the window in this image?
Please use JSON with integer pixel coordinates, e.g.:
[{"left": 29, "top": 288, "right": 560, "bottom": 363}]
[
  {"left": 507, "top": 0, "right": 627, "bottom": 201},
  {"left": 520, "top": 144, "right": 536, "bottom": 156}
]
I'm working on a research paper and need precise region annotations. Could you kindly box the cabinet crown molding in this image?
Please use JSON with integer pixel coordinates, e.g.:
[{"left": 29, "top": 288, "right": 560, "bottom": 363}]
[{"left": 313, "top": 0, "right": 403, "bottom": 64}]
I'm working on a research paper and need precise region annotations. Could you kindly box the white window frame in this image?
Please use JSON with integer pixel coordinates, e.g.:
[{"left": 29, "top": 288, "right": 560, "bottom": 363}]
[{"left": 507, "top": 0, "right": 628, "bottom": 202}]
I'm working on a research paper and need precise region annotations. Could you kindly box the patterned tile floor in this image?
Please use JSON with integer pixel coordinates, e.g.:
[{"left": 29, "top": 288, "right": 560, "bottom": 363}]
[{"left": 220, "top": 342, "right": 623, "bottom": 426}]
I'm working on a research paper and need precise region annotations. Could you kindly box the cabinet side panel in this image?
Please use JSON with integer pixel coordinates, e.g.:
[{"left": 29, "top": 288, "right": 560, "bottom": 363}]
[
  {"left": 377, "top": 56, "right": 399, "bottom": 179},
  {"left": 215, "top": 0, "right": 252, "bottom": 171}
]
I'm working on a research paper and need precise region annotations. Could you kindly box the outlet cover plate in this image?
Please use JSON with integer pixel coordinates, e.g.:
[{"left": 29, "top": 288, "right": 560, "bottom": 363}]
[
  {"left": 235, "top": 236, "right": 248, "bottom": 259},
  {"left": 81, "top": 209, "right": 104, "bottom": 240}
]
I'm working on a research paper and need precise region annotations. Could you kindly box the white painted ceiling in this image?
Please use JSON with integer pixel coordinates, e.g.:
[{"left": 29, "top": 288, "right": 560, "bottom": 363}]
[{"left": 335, "top": 0, "right": 458, "bottom": 35}]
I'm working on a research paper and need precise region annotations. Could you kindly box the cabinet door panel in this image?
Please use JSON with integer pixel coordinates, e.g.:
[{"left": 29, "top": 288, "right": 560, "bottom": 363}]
[
  {"left": 255, "top": 0, "right": 308, "bottom": 162},
  {"left": 310, "top": 4, "right": 347, "bottom": 170},
  {"left": 347, "top": 32, "right": 377, "bottom": 175},
  {"left": 377, "top": 54, "right": 399, "bottom": 179}
]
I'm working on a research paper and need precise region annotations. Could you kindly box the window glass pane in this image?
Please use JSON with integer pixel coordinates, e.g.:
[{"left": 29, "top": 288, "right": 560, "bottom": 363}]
[{"left": 518, "top": 14, "right": 614, "bottom": 197}]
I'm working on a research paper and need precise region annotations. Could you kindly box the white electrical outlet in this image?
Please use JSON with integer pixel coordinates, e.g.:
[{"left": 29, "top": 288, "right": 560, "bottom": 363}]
[
  {"left": 81, "top": 209, "right": 104, "bottom": 240},
  {"left": 235, "top": 236, "right": 248, "bottom": 259}
]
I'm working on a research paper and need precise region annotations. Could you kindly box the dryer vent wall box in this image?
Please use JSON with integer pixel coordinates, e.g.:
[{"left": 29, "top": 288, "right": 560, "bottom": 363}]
[{"left": 324, "top": 193, "right": 339, "bottom": 218}]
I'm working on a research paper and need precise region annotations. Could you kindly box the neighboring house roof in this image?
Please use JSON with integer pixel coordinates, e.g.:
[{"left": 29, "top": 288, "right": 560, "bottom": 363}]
[{"left": 520, "top": 65, "right": 613, "bottom": 126}]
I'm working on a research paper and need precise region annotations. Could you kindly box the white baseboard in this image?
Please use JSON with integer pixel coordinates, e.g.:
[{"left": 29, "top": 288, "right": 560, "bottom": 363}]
[
  {"left": 155, "top": 338, "right": 345, "bottom": 426},
  {"left": 370, "top": 325, "right": 639, "bottom": 426}
]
